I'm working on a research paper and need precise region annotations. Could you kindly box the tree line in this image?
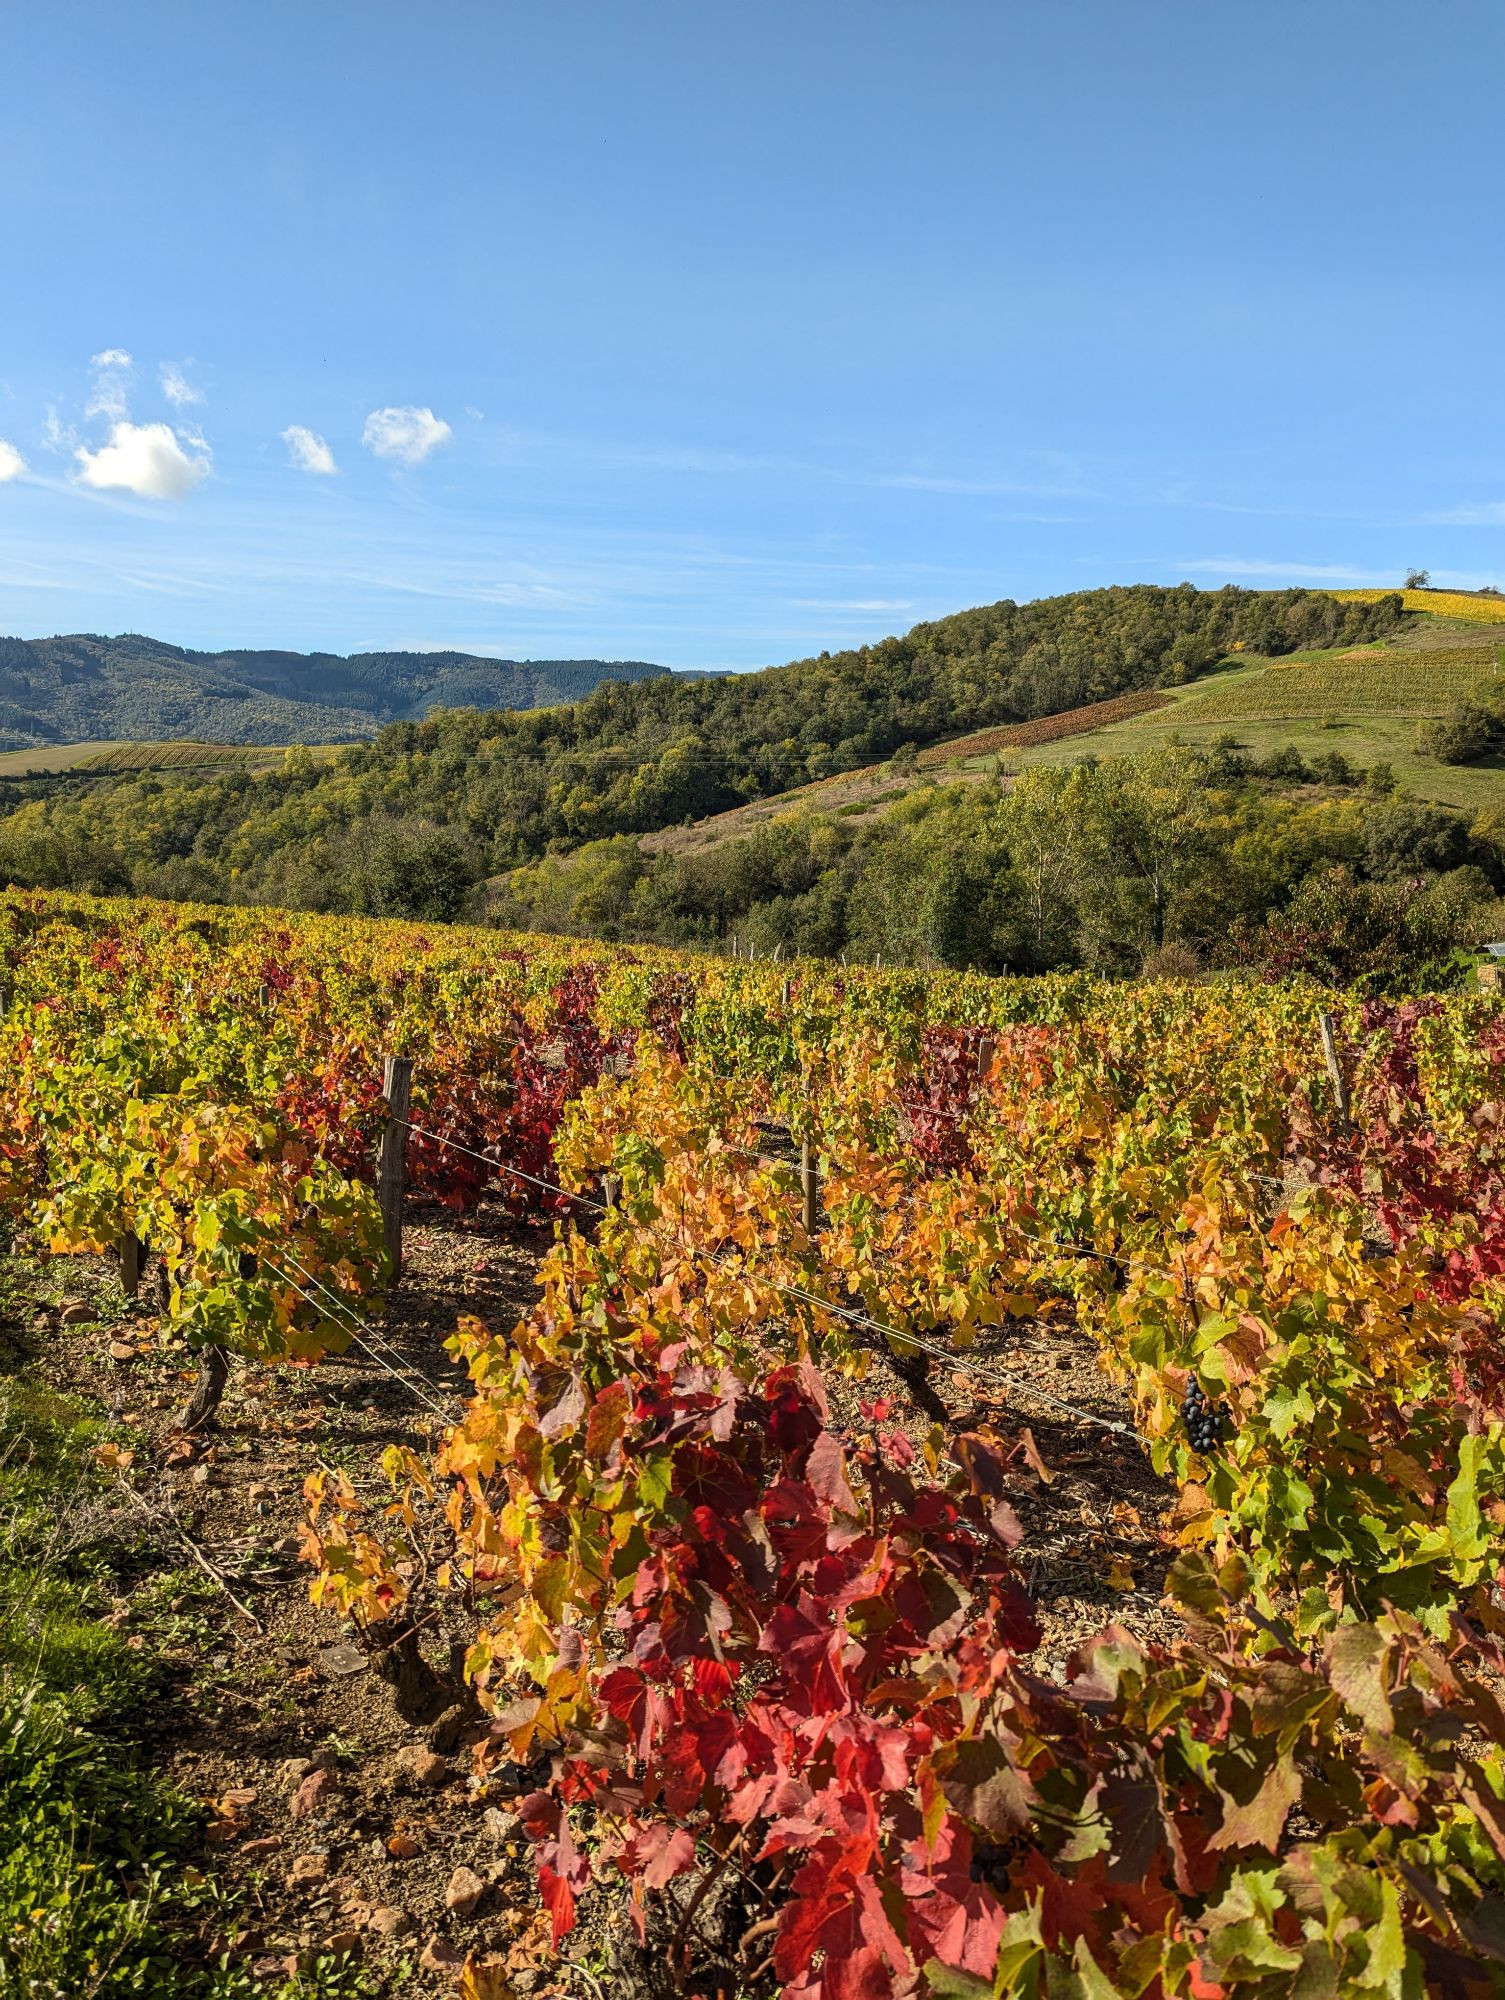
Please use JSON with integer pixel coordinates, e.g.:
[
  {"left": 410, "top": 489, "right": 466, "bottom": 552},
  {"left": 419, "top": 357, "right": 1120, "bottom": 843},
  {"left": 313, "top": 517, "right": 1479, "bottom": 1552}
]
[{"left": 0, "top": 585, "right": 1402, "bottom": 916}]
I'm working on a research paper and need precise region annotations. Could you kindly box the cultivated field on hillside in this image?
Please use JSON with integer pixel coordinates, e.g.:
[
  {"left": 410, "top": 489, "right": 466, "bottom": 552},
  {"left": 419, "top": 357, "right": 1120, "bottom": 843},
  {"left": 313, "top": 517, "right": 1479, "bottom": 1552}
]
[
  {"left": 4, "top": 890, "right": 1505, "bottom": 1998},
  {"left": 1172, "top": 647, "right": 1501, "bottom": 722},
  {"left": 0, "top": 740, "right": 320, "bottom": 779},
  {"left": 1334, "top": 585, "right": 1505, "bottom": 622},
  {"left": 0, "top": 738, "right": 125, "bottom": 776}
]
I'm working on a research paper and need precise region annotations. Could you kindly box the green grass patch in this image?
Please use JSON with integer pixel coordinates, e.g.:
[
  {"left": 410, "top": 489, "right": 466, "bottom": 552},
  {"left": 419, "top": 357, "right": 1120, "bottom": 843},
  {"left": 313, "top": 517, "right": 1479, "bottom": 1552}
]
[{"left": 0, "top": 1265, "right": 380, "bottom": 2000}]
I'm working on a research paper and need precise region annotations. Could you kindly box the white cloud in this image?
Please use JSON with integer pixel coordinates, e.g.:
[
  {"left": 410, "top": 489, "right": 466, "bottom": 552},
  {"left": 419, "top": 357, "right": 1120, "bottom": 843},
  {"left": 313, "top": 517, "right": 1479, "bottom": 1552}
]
[
  {"left": 42, "top": 407, "right": 76, "bottom": 454},
  {"left": 86, "top": 349, "right": 134, "bottom": 421},
  {"left": 1176, "top": 558, "right": 1376, "bottom": 581},
  {"left": 794, "top": 597, "right": 914, "bottom": 613},
  {"left": 281, "top": 424, "right": 338, "bottom": 475},
  {"left": 1430, "top": 502, "right": 1505, "bottom": 526},
  {"left": 75, "top": 420, "right": 210, "bottom": 501},
  {"left": 160, "top": 363, "right": 203, "bottom": 407},
  {"left": 0, "top": 439, "right": 25, "bottom": 482},
  {"left": 362, "top": 404, "right": 452, "bottom": 466}
]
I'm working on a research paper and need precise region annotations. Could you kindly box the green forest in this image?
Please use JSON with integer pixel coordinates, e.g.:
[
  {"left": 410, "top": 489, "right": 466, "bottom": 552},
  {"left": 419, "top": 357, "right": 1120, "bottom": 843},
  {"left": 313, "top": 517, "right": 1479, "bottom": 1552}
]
[
  {"left": 6, "top": 582, "right": 1492, "bottom": 988},
  {"left": 0, "top": 632, "right": 671, "bottom": 747}
]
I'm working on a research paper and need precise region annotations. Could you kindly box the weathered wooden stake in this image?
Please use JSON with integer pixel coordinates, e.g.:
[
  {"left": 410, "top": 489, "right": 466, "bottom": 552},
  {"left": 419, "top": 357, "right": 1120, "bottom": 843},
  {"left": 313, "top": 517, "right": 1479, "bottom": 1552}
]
[
  {"left": 801, "top": 1138, "right": 820, "bottom": 1239},
  {"left": 119, "top": 1230, "right": 144, "bottom": 1298},
  {"left": 780, "top": 977, "right": 792, "bottom": 1008},
  {"left": 603, "top": 1173, "right": 621, "bottom": 1211},
  {"left": 1318, "top": 1013, "right": 1351, "bottom": 1129},
  {"left": 258, "top": 982, "right": 271, "bottom": 1008},
  {"left": 378, "top": 1054, "right": 413, "bottom": 1275},
  {"left": 977, "top": 1034, "right": 996, "bottom": 1078}
]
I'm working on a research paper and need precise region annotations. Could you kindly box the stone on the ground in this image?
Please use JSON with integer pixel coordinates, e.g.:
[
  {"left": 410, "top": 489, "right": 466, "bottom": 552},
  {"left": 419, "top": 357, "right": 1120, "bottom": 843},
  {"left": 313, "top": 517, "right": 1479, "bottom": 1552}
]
[
  {"left": 393, "top": 1744, "right": 448, "bottom": 1788},
  {"left": 290, "top": 1768, "right": 336, "bottom": 1818},
  {"left": 418, "top": 1936, "right": 466, "bottom": 1977},
  {"left": 444, "top": 1865, "right": 486, "bottom": 1917}
]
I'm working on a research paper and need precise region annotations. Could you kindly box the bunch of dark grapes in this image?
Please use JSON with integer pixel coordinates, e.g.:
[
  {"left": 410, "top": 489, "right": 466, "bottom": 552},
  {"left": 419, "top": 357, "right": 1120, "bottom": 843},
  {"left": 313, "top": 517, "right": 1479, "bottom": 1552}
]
[{"left": 1182, "top": 1377, "right": 1227, "bottom": 1454}]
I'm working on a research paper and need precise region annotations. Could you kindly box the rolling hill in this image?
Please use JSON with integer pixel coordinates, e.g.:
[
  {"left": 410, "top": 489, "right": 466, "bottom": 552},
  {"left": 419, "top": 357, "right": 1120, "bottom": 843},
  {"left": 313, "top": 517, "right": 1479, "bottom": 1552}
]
[
  {"left": 0, "top": 632, "right": 675, "bottom": 748},
  {"left": 642, "top": 593, "right": 1505, "bottom": 856},
  {"left": 0, "top": 584, "right": 1451, "bottom": 931}
]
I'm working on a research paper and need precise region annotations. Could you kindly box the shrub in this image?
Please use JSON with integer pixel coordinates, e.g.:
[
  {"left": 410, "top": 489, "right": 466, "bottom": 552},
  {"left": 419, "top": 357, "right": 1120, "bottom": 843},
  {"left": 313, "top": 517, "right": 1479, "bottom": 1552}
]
[{"left": 1418, "top": 699, "right": 1502, "bottom": 765}]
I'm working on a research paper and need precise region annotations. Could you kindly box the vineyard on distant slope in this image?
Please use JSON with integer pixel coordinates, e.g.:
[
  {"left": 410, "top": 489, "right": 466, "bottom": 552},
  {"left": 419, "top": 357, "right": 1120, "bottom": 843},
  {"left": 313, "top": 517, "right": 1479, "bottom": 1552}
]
[
  {"left": 1175, "top": 649, "right": 1502, "bottom": 722},
  {"left": 1334, "top": 586, "right": 1505, "bottom": 624},
  {"left": 914, "top": 689, "right": 1172, "bottom": 764},
  {"left": 3, "top": 888, "right": 1505, "bottom": 1998}
]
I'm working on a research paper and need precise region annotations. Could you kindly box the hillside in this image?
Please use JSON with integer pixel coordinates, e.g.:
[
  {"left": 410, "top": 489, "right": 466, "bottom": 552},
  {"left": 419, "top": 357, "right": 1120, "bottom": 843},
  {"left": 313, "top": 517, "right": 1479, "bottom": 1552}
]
[
  {"left": 643, "top": 604, "right": 1505, "bottom": 860},
  {"left": 0, "top": 585, "right": 1419, "bottom": 926},
  {"left": 984, "top": 607, "right": 1505, "bottom": 810},
  {"left": 0, "top": 632, "right": 672, "bottom": 747}
]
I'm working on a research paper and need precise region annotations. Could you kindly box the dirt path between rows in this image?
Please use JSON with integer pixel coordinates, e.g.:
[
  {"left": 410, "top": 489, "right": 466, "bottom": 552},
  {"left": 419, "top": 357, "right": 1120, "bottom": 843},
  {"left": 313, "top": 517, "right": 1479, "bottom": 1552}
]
[{"left": 33, "top": 1192, "right": 1175, "bottom": 1996}]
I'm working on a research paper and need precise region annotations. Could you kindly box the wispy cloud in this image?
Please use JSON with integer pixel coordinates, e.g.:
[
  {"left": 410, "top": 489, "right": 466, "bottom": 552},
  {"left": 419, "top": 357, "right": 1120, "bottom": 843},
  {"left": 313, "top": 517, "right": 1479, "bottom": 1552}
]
[
  {"left": 1173, "top": 557, "right": 1383, "bottom": 582},
  {"left": 42, "top": 407, "right": 76, "bottom": 455},
  {"left": 160, "top": 362, "right": 203, "bottom": 407},
  {"left": 1428, "top": 501, "right": 1505, "bottom": 526},
  {"left": 281, "top": 425, "right": 338, "bottom": 475},
  {"left": 0, "top": 440, "right": 26, "bottom": 483},
  {"left": 793, "top": 597, "right": 914, "bottom": 613},
  {"left": 75, "top": 421, "right": 211, "bottom": 501},
  {"left": 362, "top": 405, "right": 453, "bottom": 466},
  {"left": 86, "top": 348, "right": 134, "bottom": 421}
]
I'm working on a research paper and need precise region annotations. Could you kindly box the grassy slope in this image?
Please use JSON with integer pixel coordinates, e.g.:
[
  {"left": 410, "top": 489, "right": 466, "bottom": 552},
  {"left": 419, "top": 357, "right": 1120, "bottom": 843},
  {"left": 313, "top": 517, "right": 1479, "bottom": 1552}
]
[
  {"left": 0, "top": 742, "right": 340, "bottom": 779},
  {"left": 1000, "top": 618, "right": 1505, "bottom": 810},
  {"left": 645, "top": 610, "right": 1505, "bottom": 856},
  {"left": 0, "top": 739, "right": 128, "bottom": 777}
]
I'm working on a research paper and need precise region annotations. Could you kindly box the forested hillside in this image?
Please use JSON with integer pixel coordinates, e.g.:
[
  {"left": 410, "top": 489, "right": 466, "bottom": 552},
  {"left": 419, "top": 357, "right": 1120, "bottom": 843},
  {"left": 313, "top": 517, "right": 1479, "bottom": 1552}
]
[
  {"left": 0, "top": 632, "right": 670, "bottom": 746},
  {"left": 0, "top": 586, "right": 1404, "bottom": 915}
]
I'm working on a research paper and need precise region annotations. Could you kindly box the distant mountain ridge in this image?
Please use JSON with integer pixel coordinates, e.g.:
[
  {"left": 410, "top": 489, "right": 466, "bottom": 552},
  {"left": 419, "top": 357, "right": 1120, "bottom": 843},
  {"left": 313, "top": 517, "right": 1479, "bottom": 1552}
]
[{"left": 0, "top": 632, "right": 677, "bottom": 747}]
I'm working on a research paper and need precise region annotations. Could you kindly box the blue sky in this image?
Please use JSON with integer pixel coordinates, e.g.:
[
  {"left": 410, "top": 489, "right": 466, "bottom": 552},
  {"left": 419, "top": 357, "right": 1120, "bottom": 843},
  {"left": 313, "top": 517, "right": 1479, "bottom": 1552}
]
[{"left": 3, "top": 2, "right": 1503, "bottom": 670}]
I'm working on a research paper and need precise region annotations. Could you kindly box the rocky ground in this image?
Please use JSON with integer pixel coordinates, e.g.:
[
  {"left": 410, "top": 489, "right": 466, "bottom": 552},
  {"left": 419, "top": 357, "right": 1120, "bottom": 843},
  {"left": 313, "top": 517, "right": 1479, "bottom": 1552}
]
[{"left": 18, "top": 1184, "right": 1176, "bottom": 1998}]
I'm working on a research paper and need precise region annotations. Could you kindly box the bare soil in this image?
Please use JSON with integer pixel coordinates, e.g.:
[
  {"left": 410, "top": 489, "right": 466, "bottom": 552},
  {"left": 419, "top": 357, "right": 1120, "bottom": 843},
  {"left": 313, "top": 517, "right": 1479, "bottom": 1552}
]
[{"left": 27, "top": 1187, "right": 1176, "bottom": 1997}]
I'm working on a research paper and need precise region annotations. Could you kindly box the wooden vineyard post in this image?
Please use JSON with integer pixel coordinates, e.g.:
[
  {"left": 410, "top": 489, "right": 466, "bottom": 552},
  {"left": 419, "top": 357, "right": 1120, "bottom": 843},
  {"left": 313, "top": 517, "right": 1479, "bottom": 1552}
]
[
  {"left": 603, "top": 1173, "right": 621, "bottom": 1211},
  {"left": 801, "top": 1138, "right": 820, "bottom": 1239},
  {"left": 119, "top": 1230, "right": 144, "bottom": 1298},
  {"left": 379, "top": 1054, "right": 413, "bottom": 1276},
  {"left": 1318, "top": 1012, "right": 1351, "bottom": 1131}
]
